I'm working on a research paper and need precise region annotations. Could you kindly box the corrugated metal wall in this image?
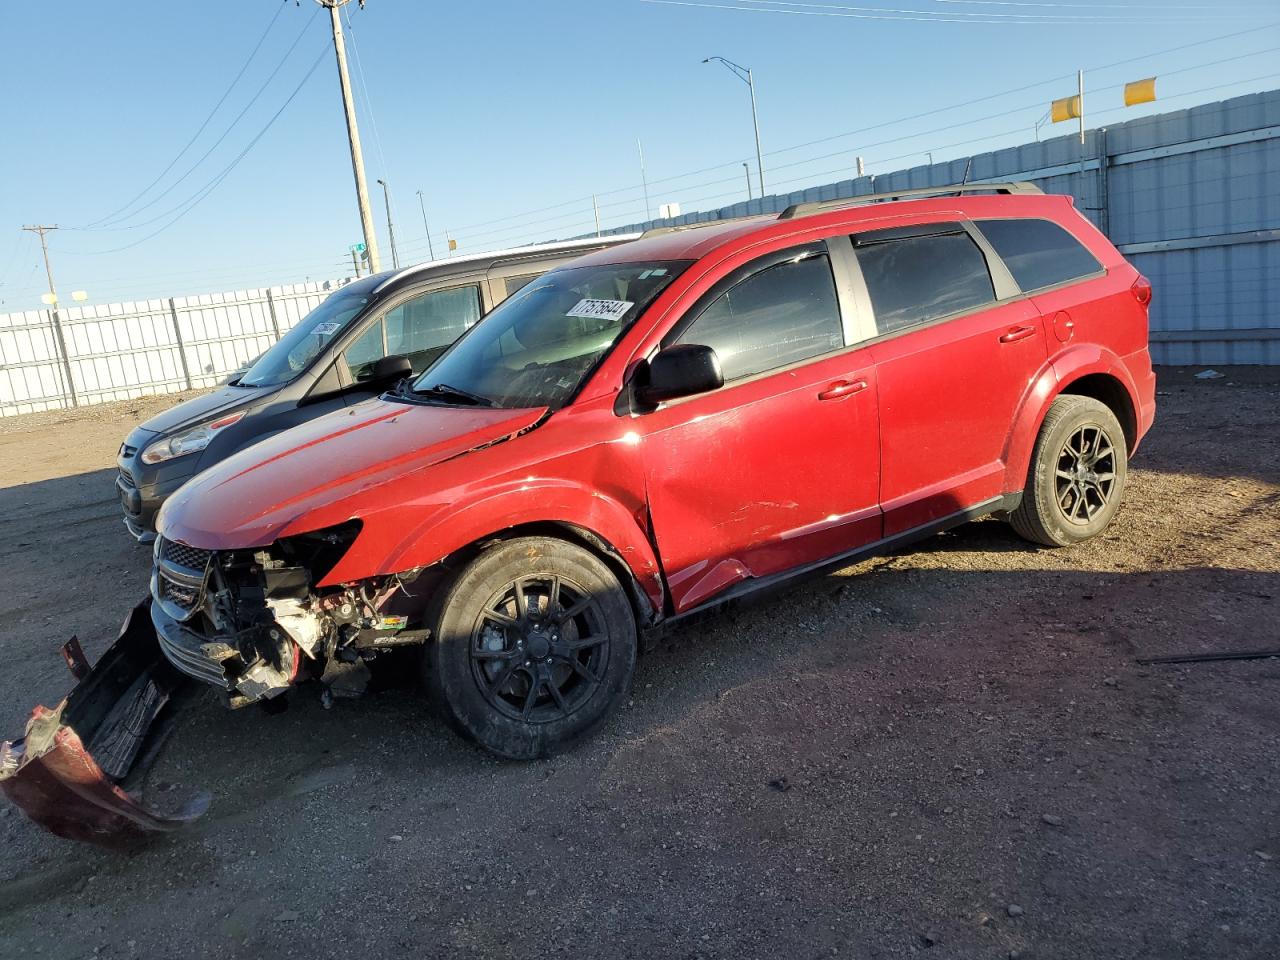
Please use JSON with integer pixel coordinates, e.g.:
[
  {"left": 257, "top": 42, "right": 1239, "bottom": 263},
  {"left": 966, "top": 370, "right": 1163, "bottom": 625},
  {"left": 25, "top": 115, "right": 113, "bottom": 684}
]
[
  {"left": 0, "top": 282, "right": 339, "bottom": 416},
  {"left": 600, "top": 89, "right": 1280, "bottom": 365}
]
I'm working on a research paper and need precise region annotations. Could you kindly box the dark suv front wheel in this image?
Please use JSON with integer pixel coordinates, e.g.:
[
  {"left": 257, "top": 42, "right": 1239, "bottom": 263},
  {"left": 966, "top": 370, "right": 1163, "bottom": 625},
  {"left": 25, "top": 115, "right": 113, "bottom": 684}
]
[
  {"left": 423, "top": 536, "right": 637, "bottom": 759},
  {"left": 1010, "top": 395, "right": 1128, "bottom": 547}
]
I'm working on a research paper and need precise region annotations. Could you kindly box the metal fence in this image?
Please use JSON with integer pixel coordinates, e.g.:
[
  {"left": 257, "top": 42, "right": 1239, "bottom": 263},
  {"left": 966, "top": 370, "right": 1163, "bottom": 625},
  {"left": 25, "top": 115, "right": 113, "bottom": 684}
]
[
  {"left": 600, "top": 89, "right": 1280, "bottom": 367},
  {"left": 0, "top": 281, "right": 340, "bottom": 416}
]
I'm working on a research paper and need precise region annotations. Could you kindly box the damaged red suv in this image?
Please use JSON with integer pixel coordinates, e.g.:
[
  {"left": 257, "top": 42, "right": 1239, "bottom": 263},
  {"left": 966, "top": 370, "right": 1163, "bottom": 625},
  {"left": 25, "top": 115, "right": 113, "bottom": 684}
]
[{"left": 149, "top": 184, "right": 1155, "bottom": 758}]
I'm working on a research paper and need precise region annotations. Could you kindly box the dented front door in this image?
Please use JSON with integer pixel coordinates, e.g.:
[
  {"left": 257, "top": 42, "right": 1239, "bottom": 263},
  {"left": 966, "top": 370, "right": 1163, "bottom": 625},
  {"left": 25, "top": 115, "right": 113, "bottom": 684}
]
[{"left": 639, "top": 346, "right": 881, "bottom": 613}]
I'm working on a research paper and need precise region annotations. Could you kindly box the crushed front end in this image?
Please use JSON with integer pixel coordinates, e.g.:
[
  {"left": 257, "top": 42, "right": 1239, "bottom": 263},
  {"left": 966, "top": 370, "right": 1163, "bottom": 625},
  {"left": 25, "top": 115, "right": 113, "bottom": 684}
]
[{"left": 150, "top": 522, "right": 427, "bottom": 707}]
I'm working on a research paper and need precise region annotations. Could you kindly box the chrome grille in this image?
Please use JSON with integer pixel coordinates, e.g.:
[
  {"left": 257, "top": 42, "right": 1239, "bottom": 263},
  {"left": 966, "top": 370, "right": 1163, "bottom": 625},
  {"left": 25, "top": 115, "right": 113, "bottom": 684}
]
[
  {"left": 117, "top": 468, "right": 136, "bottom": 489},
  {"left": 162, "top": 539, "right": 212, "bottom": 571},
  {"left": 159, "top": 575, "right": 199, "bottom": 610},
  {"left": 154, "top": 537, "right": 213, "bottom": 620}
]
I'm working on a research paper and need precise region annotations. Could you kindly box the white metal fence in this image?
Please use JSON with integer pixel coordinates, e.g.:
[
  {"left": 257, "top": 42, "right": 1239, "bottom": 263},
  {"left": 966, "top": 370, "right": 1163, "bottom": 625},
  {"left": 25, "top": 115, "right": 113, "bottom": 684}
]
[{"left": 0, "top": 281, "right": 342, "bottom": 417}]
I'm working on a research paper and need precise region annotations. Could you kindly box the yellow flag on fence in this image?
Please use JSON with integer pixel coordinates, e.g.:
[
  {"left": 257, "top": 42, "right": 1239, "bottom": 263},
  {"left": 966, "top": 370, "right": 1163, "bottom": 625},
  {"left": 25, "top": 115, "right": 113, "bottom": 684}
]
[
  {"left": 1051, "top": 95, "right": 1082, "bottom": 123},
  {"left": 1125, "top": 77, "right": 1157, "bottom": 107}
]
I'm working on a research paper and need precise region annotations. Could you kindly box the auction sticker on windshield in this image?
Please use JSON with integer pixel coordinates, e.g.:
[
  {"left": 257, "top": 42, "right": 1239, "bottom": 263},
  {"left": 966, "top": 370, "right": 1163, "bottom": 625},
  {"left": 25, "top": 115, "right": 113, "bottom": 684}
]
[
  {"left": 566, "top": 299, "right": 634, "bottom": 322},
  {"left": 311, "top": 322, "right": 342, "bottom": 336}
]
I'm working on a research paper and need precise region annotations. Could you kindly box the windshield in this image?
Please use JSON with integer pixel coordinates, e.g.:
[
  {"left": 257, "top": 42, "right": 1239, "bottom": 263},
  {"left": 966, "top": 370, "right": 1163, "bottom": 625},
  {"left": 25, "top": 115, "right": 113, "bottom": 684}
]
[
  {"left": 239, "top": 292, "right": 370, "bottom": 387},
  {"left": 409, "top": 261, "right": 688, "bottom": 409}
]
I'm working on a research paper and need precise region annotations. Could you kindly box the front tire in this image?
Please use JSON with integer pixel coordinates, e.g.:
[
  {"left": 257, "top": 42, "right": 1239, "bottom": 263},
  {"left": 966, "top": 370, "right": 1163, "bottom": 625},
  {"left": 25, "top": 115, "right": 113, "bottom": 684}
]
[
  {"left": 423, "top": 537, "right": 637, "bottom": 759},
  {"left": 1009, "top": 395, "right": 1128, "bottom": 547}
]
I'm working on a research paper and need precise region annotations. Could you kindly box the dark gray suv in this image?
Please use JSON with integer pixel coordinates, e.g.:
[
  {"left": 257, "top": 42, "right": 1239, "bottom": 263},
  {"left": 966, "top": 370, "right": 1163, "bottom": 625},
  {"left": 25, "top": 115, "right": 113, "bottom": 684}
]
[{"left": 116, "top": 235, "right": 636, "bottom": 540}]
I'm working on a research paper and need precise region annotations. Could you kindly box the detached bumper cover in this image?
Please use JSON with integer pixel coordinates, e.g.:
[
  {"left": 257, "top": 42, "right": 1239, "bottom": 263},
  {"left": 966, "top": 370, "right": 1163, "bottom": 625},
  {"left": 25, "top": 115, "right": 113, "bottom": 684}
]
[{"left": 0, "top": 600, "right": 209, "bottom": 846}]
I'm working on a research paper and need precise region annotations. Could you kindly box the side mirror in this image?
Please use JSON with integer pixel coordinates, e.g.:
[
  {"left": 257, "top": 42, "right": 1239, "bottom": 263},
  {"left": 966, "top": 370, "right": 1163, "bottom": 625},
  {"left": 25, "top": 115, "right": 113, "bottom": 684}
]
[
  {"left": 370, "top": 354, "right": 412, "bottom": 384},
  {"left": 635, "top": 344, "right": 723, "bottom": 406}
]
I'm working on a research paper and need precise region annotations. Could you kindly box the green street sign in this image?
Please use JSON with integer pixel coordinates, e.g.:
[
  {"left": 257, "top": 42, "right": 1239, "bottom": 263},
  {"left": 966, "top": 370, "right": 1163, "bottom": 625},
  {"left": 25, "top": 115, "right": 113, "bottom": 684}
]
[{"left": 349, "top": 242, "right": 366, "bottom": 254}]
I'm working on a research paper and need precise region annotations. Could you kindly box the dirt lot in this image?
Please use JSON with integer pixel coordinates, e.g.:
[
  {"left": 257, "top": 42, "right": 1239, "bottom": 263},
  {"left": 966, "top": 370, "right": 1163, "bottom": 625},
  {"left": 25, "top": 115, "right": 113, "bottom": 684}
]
[{"left": 0, "top": 370, "right": 1277, "bottom": 960}]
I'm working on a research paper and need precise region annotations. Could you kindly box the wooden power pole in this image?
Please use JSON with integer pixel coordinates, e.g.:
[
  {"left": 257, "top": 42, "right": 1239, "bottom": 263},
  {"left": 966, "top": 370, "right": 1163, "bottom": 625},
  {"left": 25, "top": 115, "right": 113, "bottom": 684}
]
[
  {"left": 317, "top": 0, "right": 382, "bottom": 274},
  {"left": 22, "top": 224, "right": 79, "bottom": 407}
]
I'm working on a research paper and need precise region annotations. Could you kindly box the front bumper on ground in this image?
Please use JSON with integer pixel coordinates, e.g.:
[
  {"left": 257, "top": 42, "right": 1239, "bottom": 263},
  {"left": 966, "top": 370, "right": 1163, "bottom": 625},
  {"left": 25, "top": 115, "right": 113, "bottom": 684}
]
[{"left": 0, "top": 600, "right": 209, "bottom": 846}]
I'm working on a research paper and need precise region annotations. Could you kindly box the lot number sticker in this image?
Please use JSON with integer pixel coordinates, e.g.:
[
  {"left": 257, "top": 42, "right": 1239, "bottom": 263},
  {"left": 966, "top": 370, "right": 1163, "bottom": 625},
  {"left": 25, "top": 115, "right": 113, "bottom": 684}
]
[
  {"left": 566, "top": 298, "right": 634, "bottom": 322},
  {"left": 311, "top": 322, "right": 342, "bottom": 336}
]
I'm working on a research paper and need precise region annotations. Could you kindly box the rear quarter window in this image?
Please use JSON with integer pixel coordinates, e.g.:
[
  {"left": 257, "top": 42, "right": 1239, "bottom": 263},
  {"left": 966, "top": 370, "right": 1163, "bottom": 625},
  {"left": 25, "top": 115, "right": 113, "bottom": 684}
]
[{"left": 977, "top": 218, "right": 1103, "bottom": 292}]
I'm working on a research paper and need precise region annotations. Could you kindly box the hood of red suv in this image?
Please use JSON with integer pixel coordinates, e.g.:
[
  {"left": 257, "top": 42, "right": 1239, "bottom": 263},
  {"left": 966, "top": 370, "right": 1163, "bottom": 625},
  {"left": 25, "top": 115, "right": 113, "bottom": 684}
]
[{"left": 157, "top": 397, "right": 546, "bottom": 549}]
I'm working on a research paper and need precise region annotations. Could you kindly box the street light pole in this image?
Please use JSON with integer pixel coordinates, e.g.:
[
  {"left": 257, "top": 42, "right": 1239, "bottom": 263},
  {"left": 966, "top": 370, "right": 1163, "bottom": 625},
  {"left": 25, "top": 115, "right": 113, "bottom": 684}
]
[
  {"left": 377, "top": 178, "right": 399, "bottom": 270},
  {"left": 318, "top": 0, "right": 381, "bottom": 273},
  {"left": 742, "top": 161, "right": 752, "bottom": 201},
  {"left": 703, "top": 56, "right": 765, "bottom": 197},
  {"left": 415, "top": 190, "right": 436, "bottom": 261}
]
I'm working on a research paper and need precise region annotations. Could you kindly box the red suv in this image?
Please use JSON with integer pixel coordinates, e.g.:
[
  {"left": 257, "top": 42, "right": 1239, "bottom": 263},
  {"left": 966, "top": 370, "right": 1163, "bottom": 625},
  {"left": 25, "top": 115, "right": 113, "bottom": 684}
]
[{"left": 150, "top": 184, "right": 1155, "bottom": 758}]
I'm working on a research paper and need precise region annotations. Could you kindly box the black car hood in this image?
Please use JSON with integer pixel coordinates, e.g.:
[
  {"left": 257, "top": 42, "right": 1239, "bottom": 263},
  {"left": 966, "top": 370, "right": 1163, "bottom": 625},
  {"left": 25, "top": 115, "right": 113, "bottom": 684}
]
[{"left": 137, "top": 384, "right": 266, "bottom": 437}]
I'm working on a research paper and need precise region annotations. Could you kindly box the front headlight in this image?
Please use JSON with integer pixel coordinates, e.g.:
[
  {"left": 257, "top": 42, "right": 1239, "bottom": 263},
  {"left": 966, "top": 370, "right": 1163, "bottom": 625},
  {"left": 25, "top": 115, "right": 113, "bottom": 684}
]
[{"left": 141, "top": 411, "right": 245, "bottom": 465}]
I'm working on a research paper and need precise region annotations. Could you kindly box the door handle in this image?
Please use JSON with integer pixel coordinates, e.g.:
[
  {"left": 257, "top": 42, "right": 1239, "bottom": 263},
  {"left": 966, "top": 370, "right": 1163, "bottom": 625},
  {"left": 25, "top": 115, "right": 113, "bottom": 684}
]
[
  {"left": 817, "top": 378, "right": 868, "bottom": 401},
  {"left": 999, "top": 324, "right": 1039, "bottom": 344}
]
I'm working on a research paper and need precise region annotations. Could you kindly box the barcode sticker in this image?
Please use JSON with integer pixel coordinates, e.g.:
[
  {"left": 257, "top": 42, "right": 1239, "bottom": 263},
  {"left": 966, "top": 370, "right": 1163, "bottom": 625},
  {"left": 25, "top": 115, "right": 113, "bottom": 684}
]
[{"left": 565, "top": 298, "right": 633, "bottom": 322}]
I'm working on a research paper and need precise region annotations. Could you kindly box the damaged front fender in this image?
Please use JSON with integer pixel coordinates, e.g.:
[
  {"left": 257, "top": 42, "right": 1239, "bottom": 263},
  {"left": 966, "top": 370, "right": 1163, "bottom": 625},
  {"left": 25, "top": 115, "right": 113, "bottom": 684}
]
[{"left": 0, "top": 599, "right": 209, "bottom": 847}]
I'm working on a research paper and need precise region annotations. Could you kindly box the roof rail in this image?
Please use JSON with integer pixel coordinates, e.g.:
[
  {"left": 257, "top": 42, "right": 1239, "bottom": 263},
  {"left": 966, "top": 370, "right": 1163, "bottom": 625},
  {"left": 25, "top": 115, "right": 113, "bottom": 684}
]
[
  {"left": 639, "top": 212, "right": 769, "bottom": 239},
  {"left": 777, "top": 181, "right": 1043, "bottom": 220}
]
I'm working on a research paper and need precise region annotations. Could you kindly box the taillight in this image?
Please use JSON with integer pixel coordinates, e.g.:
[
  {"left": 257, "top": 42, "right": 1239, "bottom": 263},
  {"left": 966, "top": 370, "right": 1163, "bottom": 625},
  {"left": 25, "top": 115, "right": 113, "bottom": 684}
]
[{"left": 1131, "top": 275, "right": 1152, "bottom": 306}]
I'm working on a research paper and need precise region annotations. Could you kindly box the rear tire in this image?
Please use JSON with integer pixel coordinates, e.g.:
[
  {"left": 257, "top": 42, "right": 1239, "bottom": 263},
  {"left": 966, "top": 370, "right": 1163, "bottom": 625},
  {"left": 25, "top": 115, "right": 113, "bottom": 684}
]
[
  {"left": 1009, "top": 395, "right": 1128, "bottom": 547},
  {"left": 423, "top": 537, "right": 636, "bottom": 759}
]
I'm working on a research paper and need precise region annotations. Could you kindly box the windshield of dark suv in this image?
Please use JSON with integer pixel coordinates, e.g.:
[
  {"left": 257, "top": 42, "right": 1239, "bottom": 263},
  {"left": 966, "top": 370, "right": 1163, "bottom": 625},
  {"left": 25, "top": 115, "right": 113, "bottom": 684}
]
[
  {"left": 239, "top": 292, "right": 370, "bottom": 387},
  {"left": 409, "top": 260, "right": 688, "bottom": 409}
]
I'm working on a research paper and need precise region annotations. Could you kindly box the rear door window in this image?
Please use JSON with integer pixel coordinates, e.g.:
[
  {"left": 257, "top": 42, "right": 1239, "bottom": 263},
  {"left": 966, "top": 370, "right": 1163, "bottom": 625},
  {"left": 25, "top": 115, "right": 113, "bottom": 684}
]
[
  {"left": 976, "top": 218, "right": 1103, "bottom": 292},
  {"left": 676, "top": 248, "right": 844, "bottom": 382},
  {"left": 853, "top": 229, "right": 996, "bottom": 335}
]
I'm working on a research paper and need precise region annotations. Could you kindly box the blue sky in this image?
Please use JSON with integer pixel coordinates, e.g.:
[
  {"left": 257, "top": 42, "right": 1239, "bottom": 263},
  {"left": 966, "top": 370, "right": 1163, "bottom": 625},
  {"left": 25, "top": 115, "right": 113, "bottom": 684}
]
[{"left": 2, "top": 0, "right": 1277, "bottom": 310}]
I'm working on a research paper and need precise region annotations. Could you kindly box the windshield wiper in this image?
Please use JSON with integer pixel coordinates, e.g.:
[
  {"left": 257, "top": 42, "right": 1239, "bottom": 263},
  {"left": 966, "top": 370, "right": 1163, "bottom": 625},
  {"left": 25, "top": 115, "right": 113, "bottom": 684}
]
[{"left": 414, "top": 382, "right": 494, "bottom": 407}]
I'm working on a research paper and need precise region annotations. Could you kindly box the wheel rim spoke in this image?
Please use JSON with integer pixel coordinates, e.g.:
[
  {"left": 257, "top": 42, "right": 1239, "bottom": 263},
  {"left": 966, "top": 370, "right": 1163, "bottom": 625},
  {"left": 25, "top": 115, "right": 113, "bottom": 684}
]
[
  {"left": 473, "top": 648, "right": 518, "bottom": 661},
  {"left": 557, "top": 595, "right": 592, "bottom": 625},
  {"left": 546, "top": 576, "right": 561, "bottom": 620},
  {"left": 482, "top": 609, "right": 519, "bottom": 630},
  {"left": 567, "top": 635, "right": 606, "bottom": 652},
  {"left": 547, "top": 678, "right": 571, "bottom": 716},
  {"left": 566, "top": 656, "right": 599, "bottom": 685},
  {"left": 488, "top": 659, "right": 521, "bottom": 696},
  {"left": 521, "top": 674, "right": 542, "bottom": 720},
  {"left": 513, "top": 579, "right": 528, "bottom": 621}
]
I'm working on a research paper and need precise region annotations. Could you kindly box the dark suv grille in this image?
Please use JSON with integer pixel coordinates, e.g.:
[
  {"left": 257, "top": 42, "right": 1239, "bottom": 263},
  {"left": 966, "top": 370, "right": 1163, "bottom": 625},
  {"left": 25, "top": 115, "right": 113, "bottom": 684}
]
[{"left": 162, "top": 539, "right": 212, "bottom": 572}]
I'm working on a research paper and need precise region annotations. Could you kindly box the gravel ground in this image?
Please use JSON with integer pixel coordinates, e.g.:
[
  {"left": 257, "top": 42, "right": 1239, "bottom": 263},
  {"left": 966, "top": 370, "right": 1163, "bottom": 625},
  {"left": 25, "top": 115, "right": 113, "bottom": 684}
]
[{"left": 0, "top": 369, "right": 1277, "bottom": 960}]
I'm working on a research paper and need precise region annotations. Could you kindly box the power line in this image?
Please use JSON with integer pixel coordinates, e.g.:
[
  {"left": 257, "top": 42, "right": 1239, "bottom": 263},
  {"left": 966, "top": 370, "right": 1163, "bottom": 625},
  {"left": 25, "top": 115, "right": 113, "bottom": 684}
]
[
  {"left": 83, "top": 2, "right": 289, "bottom": 228},
  {"left": 639, "top": 0, "right": 1248, "bottom": 24},
  {"left": 81, "top": 6, "right": 321, "bottom": 231},
  {"left": 736, "top": 0, "right": 1238, "bottom": 19},
  {"left": 419, "top": 43, "right": 1277, "bottom": 252},
  {"left": 417, "top": 20, "right": 1277, "bottom": 243},
  {"left": 66, "top": 45, "right": 331, "bottom": 257}
]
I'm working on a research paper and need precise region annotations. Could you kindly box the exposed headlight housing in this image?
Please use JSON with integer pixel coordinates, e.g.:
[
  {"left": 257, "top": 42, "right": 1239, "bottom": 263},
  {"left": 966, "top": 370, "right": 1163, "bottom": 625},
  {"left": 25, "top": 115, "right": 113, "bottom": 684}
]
[{"left": 141, "top": 411, "right": 245, "bottom": 465}]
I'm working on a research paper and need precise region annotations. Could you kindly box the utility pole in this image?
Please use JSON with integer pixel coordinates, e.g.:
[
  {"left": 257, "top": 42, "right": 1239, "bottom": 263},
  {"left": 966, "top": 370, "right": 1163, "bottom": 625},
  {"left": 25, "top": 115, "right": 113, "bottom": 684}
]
[
  {"left": 416, "top": 190, "right": 436, "bottom": 261},
  {"left": 743, "top": 162, "right": 752, "bottom": 201},
  {"left": 318, "top": 0, "right": 381, "bottom": 273},
  {"left": 637, "top": 139, "right": 652, "bottom": 222},
  {"left": 22, "top": 224, "right": 78, "bottom": 407},
  {"left": 350, "top": 248, "right": 361, "bottom": 277},
  {"left": 592, "top": 194, "right": 602, "bottom": 237},
  {"left": 377, "top": 178, "right": 399, "bottom": 269}
]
